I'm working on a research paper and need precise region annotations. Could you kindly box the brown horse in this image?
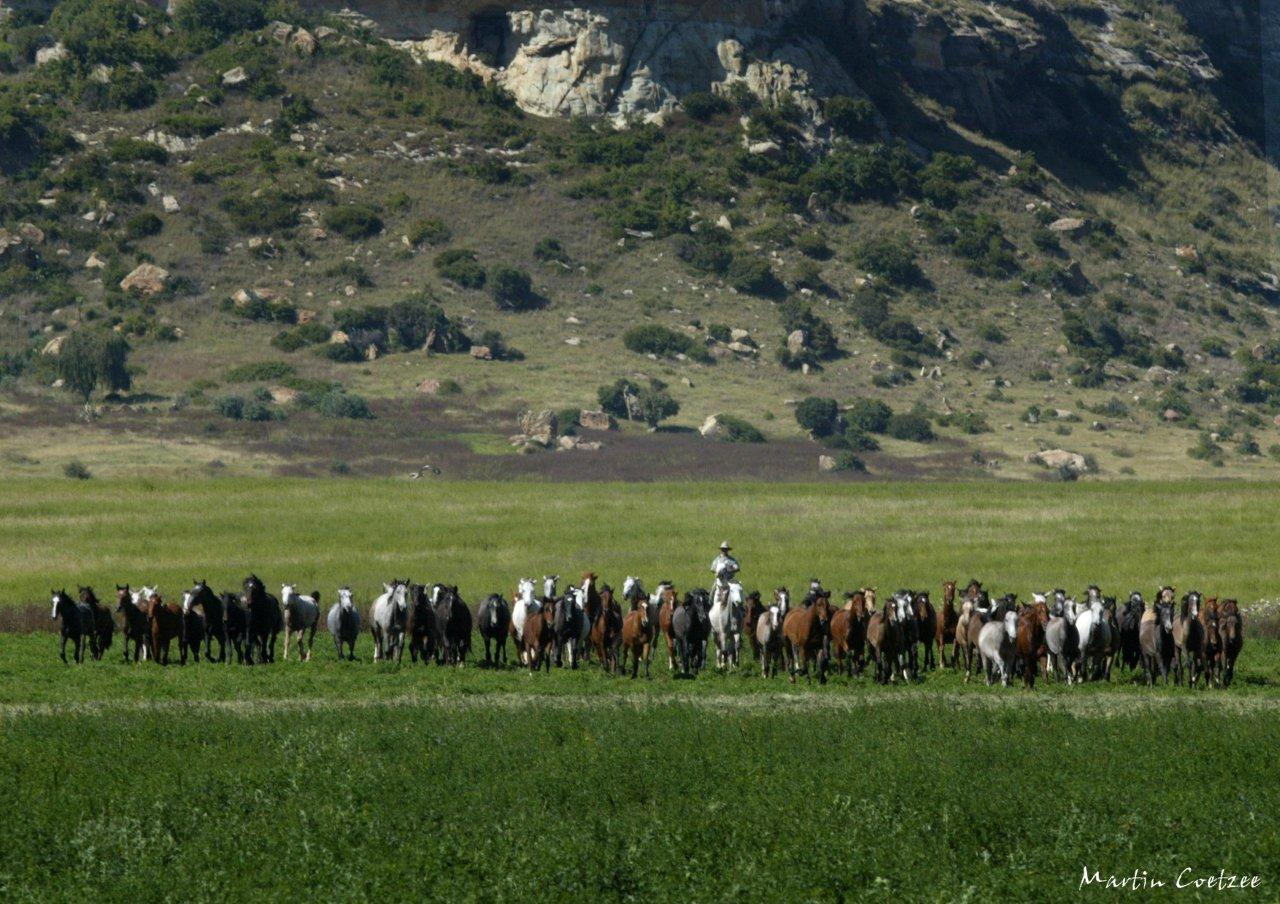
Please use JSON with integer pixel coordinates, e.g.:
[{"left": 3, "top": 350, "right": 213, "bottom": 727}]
[
  {"left": 1218, "top": 599, "right": 1243, "bottom": 687},
  {"left": 1173, "top": 591, "right": 1205, "bottom": 687},
  {"left": 522, "top": 602, "right": 556, "bottom": 673},
  {"left": 148, "top": 591, "right": 185, "bottom": 665},
  {"left": 77, "top": 586, "right": 113, "bottom": 660},
  {"left": 782, "top": 592, "right": 831, "bottom": 684},
  {"left": 1199, "top": 596, "right": 1221, "bottom": 687},
  {"left": 619, "top": 598, "right": 655, "bottom": 679},
  {"left": 937, "top": 581, "right": 959, "bottom": 668},
  {"left": 742, "top": 591, "right": 766, "bottom": 662},
  {"left": 829, "top": 590, "right": 869, "bottom": 677},
  {"left": 654, "top": 583, "right": 679, "bottom": 671},
  {"left": 115, "top": 585, "right": 151, "bottom": 663},
  {"left": 866, "top": 599, "right": 904, "bottom": 684},
  {"left": 914, "top": 591, "right": 938, "bottom": 670},
  {"left": 590, "top": 585, "right": 623, "bottom": 673},
  {"left": 1016, "top": 602, "right": 1049, "bottom": 689}
]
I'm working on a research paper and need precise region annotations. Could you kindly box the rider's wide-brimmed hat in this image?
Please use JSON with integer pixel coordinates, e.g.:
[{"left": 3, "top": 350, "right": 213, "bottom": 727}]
[{"left": 719, "top": 541, "right": 732, "bottom": 550}]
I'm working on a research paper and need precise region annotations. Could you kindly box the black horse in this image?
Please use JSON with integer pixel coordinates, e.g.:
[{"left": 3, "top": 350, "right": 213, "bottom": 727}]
[
  {"left": 242, "top": 574, "right": 282, "bottom": 665},
  {"left": 221, "top": 592, "right": 247, "bottom": 663},
  {"left": 1118, "top": 593, "right": 1144, "bottom": 674},
  {"left": 433, "top": 584, "right": 472, "bottom": 666},
  {"left": 77, "top": 586, "right": 113, "bottom": 660},
  {"left": 406, "top": 583, "right": 440, "bottom": 664},
  {"left": 51, "top": 589, "right": 91, "bottom": 664},
  {"left": 186, "top": 580, "right": 227, "bottom": 662},
  {"left": 672, "top": 590, "right": 711, "bottom": 677},
  {"left": 476, "top": 593, "right": 511, "bottom": 667}
]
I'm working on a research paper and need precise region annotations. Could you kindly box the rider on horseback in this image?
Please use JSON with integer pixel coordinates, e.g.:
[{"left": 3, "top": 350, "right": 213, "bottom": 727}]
[{"left": 711, "top": 541, "right": 739, "bottom": 583}]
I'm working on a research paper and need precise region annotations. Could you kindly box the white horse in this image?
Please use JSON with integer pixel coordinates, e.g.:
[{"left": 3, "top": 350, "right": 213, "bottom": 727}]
[
  {"left": 370, "top": 581, "right": 408, "bottom": 661},
  {"left": 511, "top": 577, "right": 540, "bottom": 664},
  {"left": 327, "top": 587, "right": 361, "bottom": 660},
  {"left": 1075, "top": 599, "right": 1111, "bottom": 682},
  {"left": 978, "top": 609, "right": 1018, "bottom": 686},
  {"left": 281, "top": 583, "right": 321, "bottom": 661},
  {"left": 709, "top": 579, "right": 744, "bottom": 668}
]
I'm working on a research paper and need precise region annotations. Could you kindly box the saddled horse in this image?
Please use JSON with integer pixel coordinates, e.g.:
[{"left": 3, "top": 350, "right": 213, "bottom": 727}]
[
  {"left": 434, "top": 584, "right": 472, "bottom": 666},
  {"left": 222, "top": 591, "right": 247, "bottom": 663},
  {"left": 754, "top": 589, "right": 789, "bottom": 678},
  {"left": 1173, "top": 591, "right": 1205, "bottom": 687},
  {"left": 115, "top": 585, "right": 151, "bottom": 663},
  {"left": 619, "top": 595, "right": 655, "bottom": 679},
  {"left": 51, "top": 589, "right": 92, "bottom": 664},
  {"left": 1218, "top": 599, "right": 1243, "bottom": 687},
  {"left": 280, "top": 584, "right": 320, "bottom": 662},
  {"left": 589, "top": 585, "right": 623, "bottom": 673},
  {"left": 708, "top": 579, "right": 743, "bottom": 670},
  {"left": 77, "top": 587, "right": 113, "bottom": 660},
  {"left": 327, "top": 587, "right": 361, "bottom": 661},
  {"left": 370, "top": 580, "right": 408, "bottom": 662},
  {"left": 149, "top": 590, "right": 185, "bottom": 665},
  {"left": 937, "top": 581, "right": 959, "bottom": 667},
  {"left": 406, "top": 583, "right": 440, "bottom": 664},
  {"left": 178, "top": 591, "right": 207, "bottom": 663},
  {"left": 782, "top": 591, "right": 831, "bottom": 684},
  {"left": 476, "top": 593, "right": 511, "bottom": 667},
  {"left": 186, "top": 580, "right": 227, "bottom": 662},
  {"left": 1140, "top": 596, "right": 1175, "bottom": 685},
  {"left": 242, "top": 574, "right": 283, "bottom": 665}
]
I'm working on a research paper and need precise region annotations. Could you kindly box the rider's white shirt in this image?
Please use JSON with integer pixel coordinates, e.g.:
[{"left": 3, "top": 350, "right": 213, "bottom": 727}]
[{"left": 711, "top": 554, "right": 740, "bottom": 578}]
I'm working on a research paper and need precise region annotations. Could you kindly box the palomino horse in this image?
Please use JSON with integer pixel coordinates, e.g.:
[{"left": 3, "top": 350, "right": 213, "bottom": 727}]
[
  {"left": 521, "top": 596, "right": 556, "bottom": 673},
  {"left": 476, "top": 593, "right": 511, "bottom": 667},
  {"left": 754, "top": 589, "right": 789, "bottom": 678},
  {"left": 186, "top": 580, "right": 227, "bottom": 662},
  {"left": 51, "top": 589, "right": 92, "bottom": 664},
  {"left": 937, "top": 581, "right": 959, "bottom": 667},
  {"left": 1218, "top": 599, "right": 1243, "bottom": 687},
  {"left": 828, "top": 590, "right": 868, "bottom": 677},
  {"left": 708, "top": 580, "right": 743, "bottom": 670},
  {"left": 221, "top": 592, "right": 247, "bottom": 663},
  {"left": 434, "top": 584, "right": 472, "bottom": 666},
  {"left": 619, "top": 596, "right": 654, "bottom": 679},
  {"left": 327, "top": 587, "right": 361, "bottom": 661},
  {"left": 1173, "top": 591, "right": 1205, "bottom": 687},
  {"left": 242, "top": 574, "right": 282, "bottom": 665},
  {"left": 589, "top": 585, "right": 623, "bottom": 673},
  {"left": 115, "top": 585, "right": 151, "bottom": 663},
  {"left": 406, "top": 583, "right": 440, "bottom": 664},
  {"left": 1140, "top": 597, "right": 1175, "bottom": 685},
  {"left": 978, "top": 607, "right": 1018, "bottom": 687},
  {"left": 280, "top": 584, "right": 320, "bottom": 662},
  {"left": 913, "top": 591, "right": 937, "bottom": 671},
  {"left": 370, "top": 581, "right": 408, "bottom": 662},
  {"left": 509, "top": 578, "right": 539, "bottom": 664},
  {"left": 148, "top": 590, "right": 185, "bottom": 665},
  {"left": 782, "top": 591, "right": 831, "bottom": 684},
  {"left": 77, "top": 587, "right": 113, "bottom": 660}
]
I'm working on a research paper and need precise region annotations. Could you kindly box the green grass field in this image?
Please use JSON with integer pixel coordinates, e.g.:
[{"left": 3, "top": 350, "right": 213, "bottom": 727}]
[{"left": 3, "top": 478, "right": 1279, "bottom": 900}]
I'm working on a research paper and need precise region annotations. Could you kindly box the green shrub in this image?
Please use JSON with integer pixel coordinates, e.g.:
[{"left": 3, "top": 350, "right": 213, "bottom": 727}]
[
  {"left": 597, "top": 378, "right": 640, "bottom": 419},
  {"left": 107, "top": 138, "right": 168, "bottom": 164},
  {"left": 794, "top": 232, "right": 832, "bottom": 260},
  {"left": 1200, "top": 336, "right": 1228, "bottom": 358},
  {"left": 174, "top": 0, "right": 267, "bottom": 51},
  {"left": 159, "top": 113, "right": 224, "bottom": 138},
  {"left": 681, "top": 91, "right": 730, "bottom": 122},
  {"left": 845, "top": 398, "right": 892, "bottom": 434},
  {"left": 271, "top": 321, "right": 329, "bottom": 351},
  {"left": 214, "top": 395, "right": 245, "bottom": 419},
  {"left": 831, "top": 451, "right": 866, "bottom": 472},
  {"left": 489, "top": 266, "right": 536, "bottom": 311},
  {"left": 849, "top": 288, "right": 889, "bottom": 331},
  {"left": 886, "top": 412, "right": 935, "bottom": 442},
  {"left": 533, "top": 238, "right": 570, "bottom": 264},
  {"left": 936, "top": 411, "right": 991, "bottom": 434},
  {"left": 387, "top": 295, "right": 469, "bottom": 352},
  {"left": 63, "top": 460, "right": 92, "bottom": 480},
  {"left": 940, "top": 211, "right": 1018, "bottom": 277},
  {"left": 779, "top": 301, "right": 839, "bottom": 365},
  {"left": 840, "top": 426, "right": 880, "bottom": 452},
  {"left": 434, "top": 249, "right": 486, "bottom": 289},
  {"left": 825, "top": 95, "right": 877, "bottom": 141},
  {"left": 635, "top": 381, "right": 679, "bottom": 428},
  {"left": 408, "top": 218, "right": 452, "bottom": 246},
  {"left": 979, "top": 323, "right": 1007, "bottom": 344},
  {"left": 726, "top": 254, "right": 782, "bottom": 297},
  {"left": 795, "top": 397, "right": 839, "bottom": 437},
  {"left": 241, "top": 400, "right": 281, "bottom": 422},
  {"left": 596, "top": 377, "right": 678, "bottom": 426},
  {"left": 316, "top": 342, "right": 362, "bottom": 363},
  {"left": 220, "top": 190, "right": 298, "bottom": 233},
  {"left": 919, "top": 152, "right": 975, "bottom": 209},
  {"left": 622, "top": 324, "right": 710, "bottom": 363},
  {"left": 716, "top": 415, "right": 765, "bottom": 444},
  {"left": 225, "top": 361, "right": 294, "bottom": 383},
  {"left": 322, "top": 204, "right": 383, "bottom": 240},
  {"left": 315, "top": 389, "right": 374, "bottom": 419},
  {"left": 706, "top": 324, "right": 732, "bottom": 344},
  {"left": 853, "top": 234, "right": 920, "bottom": 286},
  {"left": 123, "top": 212, "right": 163, "bottom": 239}
]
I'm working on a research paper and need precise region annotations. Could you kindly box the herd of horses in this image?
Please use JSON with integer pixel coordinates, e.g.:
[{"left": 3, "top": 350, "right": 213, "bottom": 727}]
[{"left": 47, "top": 575, "right": 1245, "bottom": 689}]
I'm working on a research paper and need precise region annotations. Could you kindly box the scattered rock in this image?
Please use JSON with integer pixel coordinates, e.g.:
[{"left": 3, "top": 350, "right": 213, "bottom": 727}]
[
  {"left": 716, "top": 214, "right": 733, "bottom": 231},
  {"left": 786, "top": 329, "right": 807, "bottom": 356},
  {"left": 518, "top": 409, "right": 558, "bottom": 446},
  {"left": 119, "top": 263, "right": 169, "bottom": 296},
  {"left": 222, "top": 67, "right": 249, "bottom": 87},
  {"left": 17, "top": 223, "right": 44, "bottom": 245},
  {"left": 416, "top": 379, "right": 442, "bottom": 395},
  {"left": 578, "top": 410, "right": 617, "bottom": 431},
  {"left": 364, "top": 344, "right": 379, "bottom": 361},
  {"left": 818, "top": 455, "right": 837, "bottom": 472},
  {"left": 699, "top": 415, "right": 722, "bottom": 438},
  {"left": 730, "top": 328, "right": 751, "bottom": 342},
  {"left": 1163, "top": 408, "right": 1184, "bottom": 422},
  {"left": 1144, "top": 365, "right": 1175, "bottom": 385},
  {"left": 84, "top": 252, "right": 107, "bottom": 270},
  {"left": 162, "top": 195, "right": 180, "bottom": 214},
  {"left": 289, "top": 28, "right": 317, "bottom": 55},
  {"left": 269, "top": 387, "right": 299, "bottom": 405},
  {"left": 35, "top": 43, "right": 68, "bottom": 66},
  {"left": 1048, "top": 217, "right": 1088, "bottom": 237},
  {"left": 470, "top": 345, "right": 493, "bottom": 360},
  {"left": 747, "top": 140, "right": 781, "bottom": 156},
  {"left": 557, "top": 435, "right": 581, "bottom": 450},
  {"left": 1174, "top": 245, "right": 1200, "bottom": 262},
  {"left": 727, "top": 342, "right": 757, "bottom": 356},
  {"left": 564, "top": 337, "right": 582, "bottom": 346},
  {"left": 1026, "top": 448, "right": 1090, "bottom": 475},
  {"left": 296, "top": 308, "right": 317, "bottom": 324},
  {"left": 41, "top": 335, "right": 66, "bottom": 356},
  {"left": 329, "top": 330, "right": 350, "bottom": 344}
]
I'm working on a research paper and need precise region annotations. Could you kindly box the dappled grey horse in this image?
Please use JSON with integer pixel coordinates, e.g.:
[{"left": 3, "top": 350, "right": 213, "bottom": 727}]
[
  {"left": 327, "top": 587, "right": 361, "bottom": 661},
  {"left": 370, "top": 581, "right": 408, "bottom": 661}
]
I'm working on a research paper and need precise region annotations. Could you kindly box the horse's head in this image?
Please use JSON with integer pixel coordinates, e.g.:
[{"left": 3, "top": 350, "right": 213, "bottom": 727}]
[
  {"left": 542, "top": 575, "right": 559, "bottom": 600},
  {"left": 1158, "top": 586, "right": 1175, "bottom": 605},
  {"left": 1003, "top": 609, "right": 1019, "bottom": 640},
  {"left": 50, "top": 589, "right": 69, "bottom": 619},
  {"left": 115, "top": 585, "right": 132, "bottom": 613},
  {"left": 1184, "top": 591, "right": 1202, "bottom": 618},
  {"left": 914, "top": 591, "right": 930, "bottom": 615},
  {"left": 281, "top": 583, "right": 297, "bottom": 604},
  {"left": 78, "top": 586, "right": 98, "bottom": 607},
  {"left": 1129, "top": 591, "right": 1145, "bottom": 611},
  {"left": 1157, "top": 601, "right": 1175, "bottom": 633},
  {"left": 813, "top": 592, "right": 832, "bottom": 627},
  {"left": 942, "top": 581, "right": 956, "bottom": 604},
  {"left": 1086, "top": 584, "right": 1102, "bottom": 603},
  {"left": 774, "top": 587, "right": 790, "bottom": 608},
  {"left": 1053, "top": 589, "right": 1067, "bottom": 607},
  {"left": 622, "top": 576, "right": 642, "bottom": 602},
  {"left": 181, "top": 591, "right": 194, "bottom": 613},
  {"left": 338, "top": 587, "right": 355, "bottom": 610}
]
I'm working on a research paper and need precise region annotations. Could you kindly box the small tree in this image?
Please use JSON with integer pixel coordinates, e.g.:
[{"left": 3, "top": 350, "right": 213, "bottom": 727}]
[
  {"left": 56, "top": 331, "right": 103, "bottom": 403},
  {"left": 637, "top": 382, "right": 679, "bottom": 429},
  {"left": 98, "top": 333, "right": 132, "bottom": 395},
  {"left": 795, "top": 396, "right": 839, "bottom": 437},
  {"left": 489, "top": 266, "right": 534, "bottom": 311}
]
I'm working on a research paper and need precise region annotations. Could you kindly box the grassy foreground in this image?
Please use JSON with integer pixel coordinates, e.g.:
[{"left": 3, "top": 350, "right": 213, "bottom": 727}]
[{"left": 2, "top": 478, "right": 1279, "bottom": 608}]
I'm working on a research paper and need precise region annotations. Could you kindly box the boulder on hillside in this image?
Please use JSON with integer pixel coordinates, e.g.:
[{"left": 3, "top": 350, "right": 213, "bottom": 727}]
[
  {"left": 41, "top": 335, "right": 66, "bottom": 356},
  {"left": 786, "top": 329, "right": 807, "bottom": 356},
  {"left": 120, "top": 263, "right": 169, "bottom": 296},
  {"left": 818, "top": 455, "right": 837, "bottom": 472},
  {"left": 222, "top": 67, "right": 249, "bottom": 86},
  {"left": 578, "top": 410, "right": 617, "bottom": 431},
  {"left": 518, "top": 409, "right": 558, "bottom": 446},
  {"left": 470, "top": 345, "right": 493, "bottom": 360},
  {"left": 1026, "top": 448, "right": 1090, "bottom": 475},
  {"left": 1048, "top": 217, "right": 1088, "bottom": 237},
  {"left": 700, "top": 415, "right": 722, "bottom": 438}
]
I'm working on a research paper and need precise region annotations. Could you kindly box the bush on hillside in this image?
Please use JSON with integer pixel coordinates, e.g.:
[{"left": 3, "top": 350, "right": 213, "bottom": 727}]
[{"left": 795, "top": 397, "right": 839, "bottom": 437}]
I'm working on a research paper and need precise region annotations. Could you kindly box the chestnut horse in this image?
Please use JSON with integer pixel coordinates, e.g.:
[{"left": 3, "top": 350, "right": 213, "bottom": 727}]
[
  {"left": 115, "top": 585, "right": 151, "bottom": 663},
  {"left": 1016, "top": 601, "right": 1049, "bottom": 689},
  {"left": 589, "top": 585, "right": 623, "bottom": 673},
  {"left": 619, "top": 597, "right": 655, "bottom": 679},
  {"left": 866, "top": 598, "right": 904, "bottom": 684},
  {"left": 1218, "top": 599, "right": 1243, "bottom": 687},
  {"left": 148, "top": 590, "right": 185, "bottom": 665},
  {"left": 936, "top": 581, "right": 958, "bottom": 668},
  {"left": 1173, "top": 591, "right": 1205, "bottom": 687},
  {"left": 521, "top": 599, "right": 556, "bottom": 673},
  {"left": 782, "top": 591, "right": 831, "bottom": 684},
  {"left": 654, "top": 583, "right": 679, "bottom": 671},
  {"left": 742, "top": 591, "right": 766, "bottom": 662},
  {"left": 77, "top": 586, "right": 113, "bottom": 660},
  {"left": 829, "top": 590, "right": 869, "bottom": 677},
  {"left": 1199, "top": 596, "right": 1221, "bottom": 687}
]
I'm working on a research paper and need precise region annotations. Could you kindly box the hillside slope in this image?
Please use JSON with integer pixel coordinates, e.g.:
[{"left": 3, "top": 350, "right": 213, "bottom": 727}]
[{"left": 0, "top": 0, "right": 1277, "bottom": 480}]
